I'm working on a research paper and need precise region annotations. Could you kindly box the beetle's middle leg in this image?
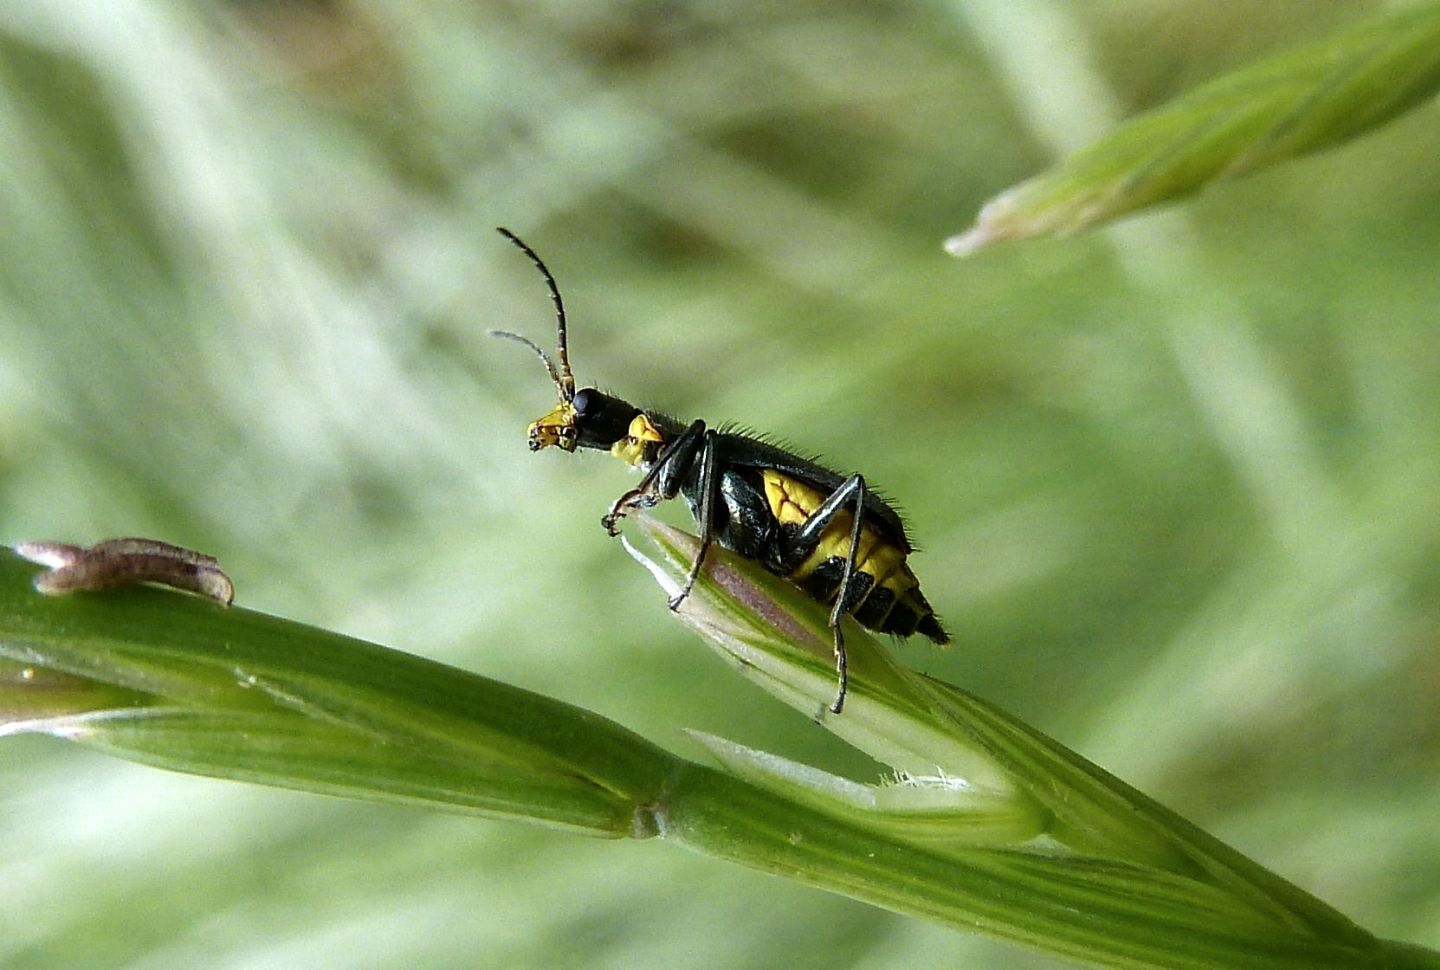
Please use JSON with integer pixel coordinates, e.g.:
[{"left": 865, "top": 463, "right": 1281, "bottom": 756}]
[{"left": 665, "top": 430, "right": 719, "bottom": 611}]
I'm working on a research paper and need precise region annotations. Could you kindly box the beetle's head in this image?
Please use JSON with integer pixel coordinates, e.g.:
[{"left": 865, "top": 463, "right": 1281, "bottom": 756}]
[
  {"left": 490, "top": 228, "right": 643, "bottom": 455},
  {"left": 522, "top": 387, "right": 647, "bottom": 453}
]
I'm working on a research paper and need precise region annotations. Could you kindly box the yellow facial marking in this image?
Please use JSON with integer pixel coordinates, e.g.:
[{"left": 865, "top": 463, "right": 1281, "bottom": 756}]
[
  {"left": 527, "top": 401, "right": 578, "bottom": 452},
  {"left": 610, "top": 413, "right": 665, "bottom": 467}
]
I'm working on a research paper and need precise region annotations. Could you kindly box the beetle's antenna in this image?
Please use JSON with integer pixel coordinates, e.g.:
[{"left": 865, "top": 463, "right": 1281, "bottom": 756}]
[
  {"left": 488, "top": 329, "right": 566, "bottom": 395},
  {"left": 493, "top": 227, "right": 575, "bottom": 401}
]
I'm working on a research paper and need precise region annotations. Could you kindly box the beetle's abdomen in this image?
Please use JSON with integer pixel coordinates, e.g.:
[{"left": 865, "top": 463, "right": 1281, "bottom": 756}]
[{"left": 760, "top": 470, "right": 948, "bottom": 644}]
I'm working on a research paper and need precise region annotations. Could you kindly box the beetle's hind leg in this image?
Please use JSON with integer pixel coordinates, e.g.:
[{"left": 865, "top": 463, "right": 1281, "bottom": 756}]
[{"left": 781, "top": 473, "right": 870, "bottom": 715}]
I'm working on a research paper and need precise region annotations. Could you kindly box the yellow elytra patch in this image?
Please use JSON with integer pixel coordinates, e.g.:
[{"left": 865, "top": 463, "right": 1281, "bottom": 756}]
[{"left": 760, "top": 469, "right": 912, "bottom": 605}]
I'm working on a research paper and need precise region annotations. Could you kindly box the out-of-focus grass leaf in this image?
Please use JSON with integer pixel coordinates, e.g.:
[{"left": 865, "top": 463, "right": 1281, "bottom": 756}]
[{"left": 947, "top": 3, "right": 1440, "bottom": 254}]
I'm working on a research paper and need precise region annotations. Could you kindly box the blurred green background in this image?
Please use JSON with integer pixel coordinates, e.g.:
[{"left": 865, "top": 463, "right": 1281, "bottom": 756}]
[{"left": 2, "top": 1, "right": 1437, "bottom": 967}]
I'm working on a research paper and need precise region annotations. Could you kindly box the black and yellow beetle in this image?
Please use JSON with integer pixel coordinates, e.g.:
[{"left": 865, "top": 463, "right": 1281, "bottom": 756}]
[{"left": 491, "top": 228, "right": 949, "bottom": 713}]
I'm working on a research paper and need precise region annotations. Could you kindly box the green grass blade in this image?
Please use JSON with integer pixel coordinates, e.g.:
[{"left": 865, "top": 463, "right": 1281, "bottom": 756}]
[
  {"left": 662, "top": 765, "right": 1410, "bottom": 970},
  {"left": 0, "top": 548, "right": 674, "bottom": 836},
  {"left": 624, "top": 515, "right": 1433, "bottom": 965},
  {"left": 688, "top": 729, "right": 1049, "bottom": 847},
  {"left": 5, "top": 539, "right": 1439, "bottom": 968}
]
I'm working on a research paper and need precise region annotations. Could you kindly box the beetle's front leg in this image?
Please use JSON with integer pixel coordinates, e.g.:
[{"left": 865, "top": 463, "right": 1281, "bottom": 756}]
[
  {"left": 601, "top": 488, "right": 648, "bottom": 537},
  {"left": 600, "top": 420, "right": 706, "bottom": 536}
]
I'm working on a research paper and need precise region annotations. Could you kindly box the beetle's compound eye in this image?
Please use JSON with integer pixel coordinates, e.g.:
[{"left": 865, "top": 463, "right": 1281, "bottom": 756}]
[{"left": 573, "top": 388, "right": 597, "bottom": 417}]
